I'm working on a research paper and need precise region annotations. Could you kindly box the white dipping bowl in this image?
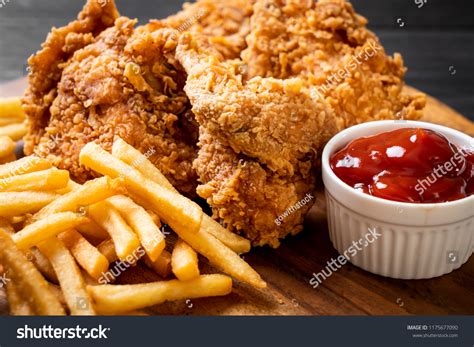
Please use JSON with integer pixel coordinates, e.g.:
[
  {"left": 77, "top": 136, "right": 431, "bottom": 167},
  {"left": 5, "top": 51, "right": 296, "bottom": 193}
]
[{"left": 322, "top": 120, "right": 473, "bottom": 279}]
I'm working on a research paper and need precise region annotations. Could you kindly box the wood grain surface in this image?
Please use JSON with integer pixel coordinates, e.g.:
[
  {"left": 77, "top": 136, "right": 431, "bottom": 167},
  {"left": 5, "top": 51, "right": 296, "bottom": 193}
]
[{"left": 0, "top": 79, "right": 473, "bottom": 316}]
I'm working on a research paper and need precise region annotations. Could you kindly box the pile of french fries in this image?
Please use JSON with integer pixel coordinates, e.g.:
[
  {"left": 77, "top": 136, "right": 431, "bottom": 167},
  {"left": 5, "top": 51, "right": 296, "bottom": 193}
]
[{"left": 0, "top": 97, "right": 265, "bottom": 316}]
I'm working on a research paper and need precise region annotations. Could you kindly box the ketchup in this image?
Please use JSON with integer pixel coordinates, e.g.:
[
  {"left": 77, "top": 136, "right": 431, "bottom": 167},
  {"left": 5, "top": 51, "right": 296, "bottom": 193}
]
[{"left": 330, "top": 128, "right": 474, "bottom": 203}]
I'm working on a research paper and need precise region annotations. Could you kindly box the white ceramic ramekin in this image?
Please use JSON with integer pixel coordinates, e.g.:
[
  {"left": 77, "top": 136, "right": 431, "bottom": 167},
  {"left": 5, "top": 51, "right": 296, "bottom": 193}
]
[{"left": 322, "top": 120, "right": 473, "bottom": 279}]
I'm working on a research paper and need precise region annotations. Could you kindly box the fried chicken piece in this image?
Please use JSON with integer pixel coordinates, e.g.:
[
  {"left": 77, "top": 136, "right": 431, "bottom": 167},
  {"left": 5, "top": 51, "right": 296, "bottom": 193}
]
[
  {"left": 23, "top": 0, "right": 119, "bottom": 156},
  {"left": 23, "top": 1, "right": 198, "bottom": 194},
  {"left": 176, "top": 32, "right": 336, "bottom": 246},
  {"left": 177, "top": 33, "right": 337, "bottom": 175},
  {"left": 163, "top": 0, "right": 254, "bottom": 60},
  {"left": 195, "top": 129, "right": 315, "bottom": 247},
  {"left": 242, "top": 0, "right": 426, "bottom": 127}
]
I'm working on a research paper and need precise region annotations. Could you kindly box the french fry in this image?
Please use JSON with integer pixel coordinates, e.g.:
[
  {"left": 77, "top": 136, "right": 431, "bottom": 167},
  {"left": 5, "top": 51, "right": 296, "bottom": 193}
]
[
  {"left": 0, "top": 136, "right": 15, "bottom": 158},
  {"left": 0, "top": 218, "right": 58, "bottom": 283},
  {"left": 37, "top": 237, "right": 95, "bottom": 315},
  {"left": 88, "top": 274, "right": 232, "bottom": 314},
  {"left": 201, "top": 218, "right": 251, "bottom": 255},
  {"left": 5, "top": 281, "right": 35, "bottom": 315},
  {"left": 0, "top": 97, "right": 26, "bottom": 120},
  {"left": 76, "top": 220, "right": 109, "bottom": 241},
  {"left": 0, "top": 117, "right": 22, "bottom": 127},
  {"left": 97, "top": 239, "right": 117, "bottom": 263},
  {"left": 144, "top": 250, "right": 172, "bottom": 278},
  {"left": 79, "top": 142, "right": 203, "bottom": 234},
  {"left": 0, "top": 191, "right": 58, "bottom": 217},
  {"left": 0, "top": 156, "right": 52, "bottom": 179},
  {"left": 171, "top": 239, "right": 200, "bottom": 281},
  {"left": 0, "top": 168, "right": 69, "bottom": 192},
  {"left": 0, "top": 229, "right": 65, "bottom": 315},
  {"left": 0, "top": 122, "right": 27, "bottom": 141},
  {"left": 29, "top": 247, "right": 58, "bottom": 283},
  {"left": 33, "top": 176, "right": 123, "bottom": 220},
  {"left": 107, "top": 195, "right": 165, "bottom": 261},
  {"left": 88, "top": 202, "right": 141, "bottom": 261},
  {"left": 13, "top": 212, "right": 89, "bottom": 250},
  {"left": 58, "top": 229, "right": 109, "bottom": 280},
  {"left": 177, "top": 226, "right": 266, "bottom": 288},
  {"left": 113, "top": 138, "right": 251, "bottom": 254},
  {"left": 112, "top": 138, "right": 175, "bottom": 190}
]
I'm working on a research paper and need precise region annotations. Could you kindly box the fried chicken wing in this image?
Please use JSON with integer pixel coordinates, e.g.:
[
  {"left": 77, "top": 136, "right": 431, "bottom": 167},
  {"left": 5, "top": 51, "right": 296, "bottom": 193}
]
[{"left": 23, "top": 1, "right": 199, "bottom": 194}]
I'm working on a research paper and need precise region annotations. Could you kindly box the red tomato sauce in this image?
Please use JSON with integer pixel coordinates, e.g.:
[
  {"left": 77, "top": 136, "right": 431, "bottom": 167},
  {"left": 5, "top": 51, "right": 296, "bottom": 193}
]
[{"left": 330, "top": 128, "right": 474, "bottom": 203}]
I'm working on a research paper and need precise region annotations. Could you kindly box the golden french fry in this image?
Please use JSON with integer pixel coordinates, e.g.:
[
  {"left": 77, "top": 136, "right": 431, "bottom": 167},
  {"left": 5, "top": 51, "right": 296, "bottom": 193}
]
[
  {"left": 201, "top": 217, "right": 251, "bottom": 255},
  {"left": 58, "top": 229, "right": 109, "bottom": 280},
  {"left": 0, "top": 218, "right": 58, "bottom": 283},
  {"left": 88, "top": 202, "right": 141, "bottom": 261},
  {"left": 107, "top": 195, "right": 165, "bottom": 261},
  {"left": 76, "top": 220, "right": 109, "bottom": 241},
  {"left": 5, "top": 281, "right": 35, "bottom": 316},
  {"left": 80, "top": 142, "right": 203, "bottom": 234},
  {"left": 34, "top": 176, "right": 123, "bottom": 220},
  {"left": 0, "top": 191, "right": 58, "bottom": 217},
  {"left": 0, "top": 168, "right": 69, "bottom": 192},
  {"left": 0, "top": 122, "right": 27, "bottom": 141},
  {"left": 0, "top": 136, "right": 15, "bottom": 158},
  {"left": 97, "top": 239, "right": 118, "bottom": 263},
  {"left": 48, "top": 283, "right": 67, "bottom": 307},
  {"left": 171, "top": 226, "right": 265, "bottom": 288},
  {"left": 88, "top": 274, "right": 232, "bottom": 314},
  {"left": 0, "top": 97, "right": 26, "bottom": 119},
  {"left": 147, "top": 210, "right": 160, "bottom": 225},
  {"left": 144, "top": 250, "right": 171, "bottom": 278},
  {"left": 0, "top": 117, "right": 22, "bottom": 127},
  {"left": 112, "top": 138, "right": 175, "bottom": 190},
  {"left": 0, "top": 156, "right": 52, "bottom": 179},
  {"left": 13, "top": 212, "right": 89, "bottom": 250},
  {"left": 113, "top": 138, "right": 251, "bottom": 254},
  {"left": 37, "top": 237, "right": 95, "bottom": 315},
  {"left": 171, "top": 239, "right": 200, "bottom": 281},
  {"left": 29, "top": 247, "right": 58, "bottom": 283},
  {"left": 0, "top": 229, "right": 65, "bottom": 315}
]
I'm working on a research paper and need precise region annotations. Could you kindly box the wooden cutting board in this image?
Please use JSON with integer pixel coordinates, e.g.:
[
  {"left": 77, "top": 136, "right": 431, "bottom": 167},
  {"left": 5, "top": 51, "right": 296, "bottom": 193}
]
[{"left": 0, "top": 79, "right": 473, "bottom": 316}]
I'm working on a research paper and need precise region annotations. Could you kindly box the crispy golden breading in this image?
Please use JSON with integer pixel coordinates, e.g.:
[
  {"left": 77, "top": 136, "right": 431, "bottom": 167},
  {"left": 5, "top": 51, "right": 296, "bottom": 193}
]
[
  {"left": 23, "top": 0, "right": 119, "bottom": 157},
  {"left": 23, "top": 1, "right": 199, "bottom": 194},
  {"left": 194, "top": 129, "right": 315, "bottom": 248},
  {"left": 163, "top": 0, "right": 254, "bottom": 60},
  {"left": 242, "top": 0, "right": 426, "bottom": 127}
]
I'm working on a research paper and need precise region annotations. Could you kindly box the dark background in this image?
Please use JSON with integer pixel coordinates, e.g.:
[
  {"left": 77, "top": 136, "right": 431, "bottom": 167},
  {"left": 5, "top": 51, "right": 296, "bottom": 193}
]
[{"left": 0, "top": 0, "right": 473, "bottom": 121}]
